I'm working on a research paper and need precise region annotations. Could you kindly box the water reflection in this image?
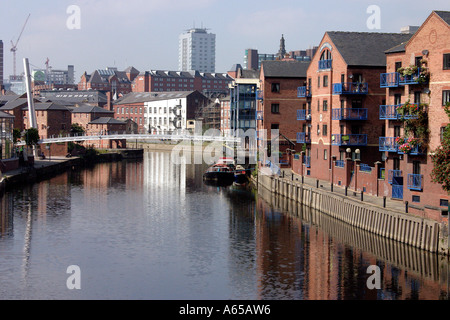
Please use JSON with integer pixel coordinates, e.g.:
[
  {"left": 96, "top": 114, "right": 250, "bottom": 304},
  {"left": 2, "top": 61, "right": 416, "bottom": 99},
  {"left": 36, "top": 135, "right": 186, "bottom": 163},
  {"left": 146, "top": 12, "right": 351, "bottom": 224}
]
[{"left": 0, "top": 151, "right": 448, "bottom": 300}]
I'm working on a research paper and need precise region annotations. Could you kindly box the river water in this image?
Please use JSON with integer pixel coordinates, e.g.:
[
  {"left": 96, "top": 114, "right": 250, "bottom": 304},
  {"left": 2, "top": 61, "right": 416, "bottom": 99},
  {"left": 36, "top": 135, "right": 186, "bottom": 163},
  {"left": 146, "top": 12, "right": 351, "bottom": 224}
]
[{"left": 0, "top": 151, "right": 448, "bottom": 300}]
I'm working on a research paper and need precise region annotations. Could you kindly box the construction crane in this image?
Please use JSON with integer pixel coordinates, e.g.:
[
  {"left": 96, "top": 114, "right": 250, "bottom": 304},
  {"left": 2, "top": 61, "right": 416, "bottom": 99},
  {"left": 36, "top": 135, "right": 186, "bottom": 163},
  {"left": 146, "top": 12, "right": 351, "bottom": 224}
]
[{"left": 10, "top": 13, "right": 31, "bottom": 80}]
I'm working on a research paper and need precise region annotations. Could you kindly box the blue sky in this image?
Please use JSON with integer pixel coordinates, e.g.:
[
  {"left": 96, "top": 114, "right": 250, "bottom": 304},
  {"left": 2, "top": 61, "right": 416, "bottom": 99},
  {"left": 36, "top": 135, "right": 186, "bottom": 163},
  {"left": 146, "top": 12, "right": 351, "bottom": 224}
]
[{"left": 1, "top": 0, "right": 449, "bottom": 80}]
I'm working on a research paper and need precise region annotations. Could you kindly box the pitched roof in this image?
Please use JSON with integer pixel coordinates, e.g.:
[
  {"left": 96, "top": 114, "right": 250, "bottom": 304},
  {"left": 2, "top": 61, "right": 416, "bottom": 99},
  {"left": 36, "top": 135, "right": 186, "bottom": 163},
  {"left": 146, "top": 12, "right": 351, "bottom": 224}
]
[
  {"left": 326, "top": 32, "right": 413, "bottom": 66},
  {"left": 261, "top": 60, "right": 310, "bottom": 78},
  {"left": 114, "top": 91, "right": 202, "bottom": 105},
  {"left": 32, "top": 102, "right": 70, "bottom": 111},
  {"left": 435, "top": 10, "right": 450, "bottom": 25},
  {"left": 0, "top": 110, "right": 14, "bottom": 119},
  {"left": 0, "top": 97, "right": 29, "bottom": 110},
  {"left": 89, "top": 117, "right": 126, "bottom": 125},
  {"left": 71, "top": 104, "right": 114, "bottom": 114},
  {"left": 40, "top": 90, "right": 108, "bottom": 105}
]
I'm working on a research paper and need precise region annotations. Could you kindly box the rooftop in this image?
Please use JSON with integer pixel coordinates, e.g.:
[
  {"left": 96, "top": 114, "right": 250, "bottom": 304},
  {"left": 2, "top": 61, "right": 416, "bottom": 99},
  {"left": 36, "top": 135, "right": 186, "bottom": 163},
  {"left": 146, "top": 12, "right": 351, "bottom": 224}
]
[
  {"left": 262, "top": 60, "right": 310, "bottom": 78},
  {"left": 326, "top": 31, "right": 413, "bottom": 67}
]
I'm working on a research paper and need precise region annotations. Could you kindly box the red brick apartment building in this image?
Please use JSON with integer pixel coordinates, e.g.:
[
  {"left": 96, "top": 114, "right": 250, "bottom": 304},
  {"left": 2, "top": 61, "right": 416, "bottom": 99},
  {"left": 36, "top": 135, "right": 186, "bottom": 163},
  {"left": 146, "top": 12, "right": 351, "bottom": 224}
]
[
  {"left": 256, "top": 60, "right": 310, "bottom": 160},
  {"left": 131, "top": 70, "right": 232, "bottom": 96},
  {"left": 297, "top": 31, "right": 412, "bottom": 182},
  {"left": 380, "top": 11, "right": 450, "bottom": 221},
  {"left": 78, "top": 67, "right": 139, "bottom": 95}
]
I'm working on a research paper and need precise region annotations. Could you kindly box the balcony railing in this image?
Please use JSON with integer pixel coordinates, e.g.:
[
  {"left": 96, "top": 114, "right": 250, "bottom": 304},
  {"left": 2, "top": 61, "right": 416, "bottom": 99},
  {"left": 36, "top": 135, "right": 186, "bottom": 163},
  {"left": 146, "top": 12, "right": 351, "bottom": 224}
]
[
  {"left": 397, "top": 144, "right": 426, "bottom": 156},
  {"left": 331, "top": 134, "right": 367, "bottom": 146},
  {"left": 256, "top": 90, "right": 264, "bottom": 100},
  {"left": 399, "top": 68, "right": 421, "bottom": 85},
  {"left": 380, "top": 105, "right": 401, "bottom": 120},
  {"left": 380, "top": 72, "right": 400, "bottom": 88},
  {"left": 318, "top": 59, "right": 332, "bottom": 70},
  {"left": 297, "top": 86, "right": 312, "bottom": 98},
  {"left": 407, "top": 174, "right": 423, "bottom": 191},
  {"left": 297, "top": 132, "right": 311, "bottom": 144},
  {"left": 359, "top": 164, "right": 372, "bottom": 172},
  {"left": 335, "top": 160, "right": 345, "bottom": 168},
  {"left": 256, "top": 111, "right": 263, "bottom": 121},
  {"left": 379, "top": 137, "right": 398, "bottom": 152},
  {"left": 380, "top": 104, "right": 425, "bottom": 120},
  {"left": 332, "top": 108, "right": 368, "bottom": 120},
  {"left": 297, "top": 109, "right": 312, "bottom": 121},
  {"left": 388, "top": 170, "right": 402, "bottom": 184},
  {"left": 333, "top": 82, "right": 368, "bottom": 95}
]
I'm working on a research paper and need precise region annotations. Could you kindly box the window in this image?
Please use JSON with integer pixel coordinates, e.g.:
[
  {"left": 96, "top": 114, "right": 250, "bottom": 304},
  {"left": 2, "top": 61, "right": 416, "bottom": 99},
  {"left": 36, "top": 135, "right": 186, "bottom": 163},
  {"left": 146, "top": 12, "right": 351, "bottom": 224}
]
[
  {"left": 322, "top": 124, "right": 328, "bottom": 136},
  {"left": 415, "top": 56, "right": 422, "bottom": 67},
  {"left": 323, "top": 75, "right": 328, "bottom": 87},
  {"left": 271, "top": 123, "right": 279, "bottom": 130},
  {"left": 324, "top": 149, "right": 328, "bottom": 160},
  {"left": 413, "top": 161, "right": 421, "bottom": 175},
  {"left": 395, "top": 61, "right": 402, "bottom": 72},
  {"left": 441, "top": 127, "right": 446, "bottom": 142},
  {"left": 412, "top": 196, "right": 420, "bottom": 203},
  {"left": 393, "top": 158, "right": 400, "bottom": 171},
  {"left": 317, "top": 76, "right": 320, "bottom": 88},
  {"left": 394, "top": 94, "right": 402, "bottom": 105},
  {"left": 444, "top": 54, "right": 450, "bottom": 70},
  {"left": 271, "top": 83, "right": 280, "bottom": 93},
  {"left": 271, "top": 104, "right": 280, "bottom": 113},
  {"left": 341, "top": 74, "right": 345, "bottom": 83},
  {"left": 443, "top": 90, "right": 450, "bottom": 106},
  {"left": 323, "top": 100, "right": 328, "bottom": 112},
  {"left": 440, "top": 199, "right": 449, "bottom": 207},
  {"left": 317, "top": 124, "right": 320, "bottom": 135},
  {"left": 414, "top": 91, "right": 421, "bottom": 104},
  {"left": 394, "top": 126, "right": 401, "bottom": 138}
]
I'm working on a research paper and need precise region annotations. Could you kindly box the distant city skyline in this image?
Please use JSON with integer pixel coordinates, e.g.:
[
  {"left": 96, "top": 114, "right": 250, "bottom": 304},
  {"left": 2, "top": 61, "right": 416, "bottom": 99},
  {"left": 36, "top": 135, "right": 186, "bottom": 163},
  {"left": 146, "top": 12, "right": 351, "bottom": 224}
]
[{"left": 1, "top": 0, "right": 450, "bottom": 82}]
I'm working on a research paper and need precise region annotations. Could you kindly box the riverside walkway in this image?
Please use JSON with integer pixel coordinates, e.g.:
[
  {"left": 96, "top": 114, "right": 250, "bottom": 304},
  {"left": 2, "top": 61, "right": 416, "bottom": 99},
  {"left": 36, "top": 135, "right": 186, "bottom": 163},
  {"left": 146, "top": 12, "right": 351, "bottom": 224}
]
[{"left": 279, "top": 168, "right": 407, "bottom": 214}]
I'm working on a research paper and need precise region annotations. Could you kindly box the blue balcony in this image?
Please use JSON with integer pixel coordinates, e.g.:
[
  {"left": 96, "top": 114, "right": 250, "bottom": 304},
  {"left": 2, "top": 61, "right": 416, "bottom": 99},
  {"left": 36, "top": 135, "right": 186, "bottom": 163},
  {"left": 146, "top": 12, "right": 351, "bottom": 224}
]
[
  {"left": 332, "top": 108, "right": 368, "bottom": 120},
  {"left": 407, "top": 174, "right": 423, "bottom": 191},
  {"left": 256, "top": 90, "right": 264, "bottom": 100},
  {"left": 304, "top": 156, "right": 311, "bottom": 168},
  {"left": 398, "top": 144, "right": 426, "bottom": 156},
  {"left": 297, "top": 132, "right": 311, "bottom": 144},
  {"left": 380, "top": 105, "right": 401, "bottom": 120},
  {"left": 379, "top": 137, "right": 398, "bottom": 152},
  {"left": 335, "top": 160, "right": 345, "bottom": 168},
  {"left": 380, "top": 104, "right": 425, "bottom": 120},
  {"left": 388, "top": 170, "right": 402, "bottom": 184},
  {"left": 331, "top": 134, "right": 367, "bottom": 146},
  {"left": 359, "top": 164, "right": 372, "bottom": 172},
  {"left": 399, "top": 68, "right": 421, "bottom": 85},
  {"left": 380, "top": 72, "right": 400, "bottom": 88},
  {"left": 333, "top": 82, "right": 368, "bottom": 95},
  {"left": 297, "top": 109, "right": 312, "bottom": 121},
  {"left": 318, "top": 59, "right": 332, "bottom": 70},
  {"left": 256, "top": 111, "right": 263, "bottom": 121},
  {"left": 297, "top": 86, "right": 312, "bottom": 98}
]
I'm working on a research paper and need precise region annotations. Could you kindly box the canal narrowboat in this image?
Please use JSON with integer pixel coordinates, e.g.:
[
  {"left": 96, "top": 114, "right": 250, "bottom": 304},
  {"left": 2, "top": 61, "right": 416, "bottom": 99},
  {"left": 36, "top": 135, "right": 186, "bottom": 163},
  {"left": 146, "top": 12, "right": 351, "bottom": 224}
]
[
  {"left": 234, "top": 165, "right": 249, "bottom": 185},
  {"left": 203, "top": 163, "right": 235, "bottom": 185}
]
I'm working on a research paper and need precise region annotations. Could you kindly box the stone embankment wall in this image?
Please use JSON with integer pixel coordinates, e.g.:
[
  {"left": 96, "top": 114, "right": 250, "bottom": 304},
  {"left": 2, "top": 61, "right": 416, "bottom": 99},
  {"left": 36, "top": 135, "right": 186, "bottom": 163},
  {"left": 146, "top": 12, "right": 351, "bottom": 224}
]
[{"left": 257, "top": 173, "right": 448, "bottom": 255}]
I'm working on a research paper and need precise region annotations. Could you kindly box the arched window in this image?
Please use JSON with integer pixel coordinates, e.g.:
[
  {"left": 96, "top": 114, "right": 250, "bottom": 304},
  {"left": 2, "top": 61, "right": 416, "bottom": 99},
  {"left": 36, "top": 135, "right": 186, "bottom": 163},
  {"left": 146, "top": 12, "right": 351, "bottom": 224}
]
[{"left": 319, "top": 50, "right": 332, "bottom": 70}]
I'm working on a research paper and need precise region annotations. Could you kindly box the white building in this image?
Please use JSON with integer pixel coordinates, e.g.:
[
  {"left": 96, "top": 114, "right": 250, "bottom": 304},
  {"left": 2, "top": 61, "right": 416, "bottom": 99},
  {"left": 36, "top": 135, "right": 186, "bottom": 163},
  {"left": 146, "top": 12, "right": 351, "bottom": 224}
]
[{"left": 179, "top": 28, "right": 216, "bottom": 73}]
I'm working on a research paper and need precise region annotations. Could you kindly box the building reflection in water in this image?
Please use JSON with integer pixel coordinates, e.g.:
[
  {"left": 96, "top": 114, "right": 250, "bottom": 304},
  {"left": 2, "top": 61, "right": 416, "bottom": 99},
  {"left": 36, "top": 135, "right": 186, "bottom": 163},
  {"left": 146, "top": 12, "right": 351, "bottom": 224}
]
[
  {"left": 255, "top": 185, "right": 449, "bottom": 300},
  {"left": 0, "top": 153, "right": 448, "bottom": 300}
]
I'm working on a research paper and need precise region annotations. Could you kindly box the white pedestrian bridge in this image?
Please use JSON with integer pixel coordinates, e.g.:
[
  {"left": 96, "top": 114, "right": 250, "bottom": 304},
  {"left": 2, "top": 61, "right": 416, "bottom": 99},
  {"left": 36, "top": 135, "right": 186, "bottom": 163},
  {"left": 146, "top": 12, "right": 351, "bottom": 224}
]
[{"left": 16, "top": 133, "right": 243, "bottom": 146}]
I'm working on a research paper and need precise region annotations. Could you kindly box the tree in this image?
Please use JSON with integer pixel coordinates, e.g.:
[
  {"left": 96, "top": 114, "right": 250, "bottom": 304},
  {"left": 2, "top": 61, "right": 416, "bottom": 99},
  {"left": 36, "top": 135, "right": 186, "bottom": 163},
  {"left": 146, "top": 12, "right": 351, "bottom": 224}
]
[
  {"left": 24, "top": 127, "right": 40, "bottom": 147},
  {"left": 70, "top": 123, "right": 85, "bottom": 136},
  {"left": 431, "top": 103, "right": 450, "bottom": 194},
  {"left": 13, "top": 128, "right": 21, "bottom": 144}
]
